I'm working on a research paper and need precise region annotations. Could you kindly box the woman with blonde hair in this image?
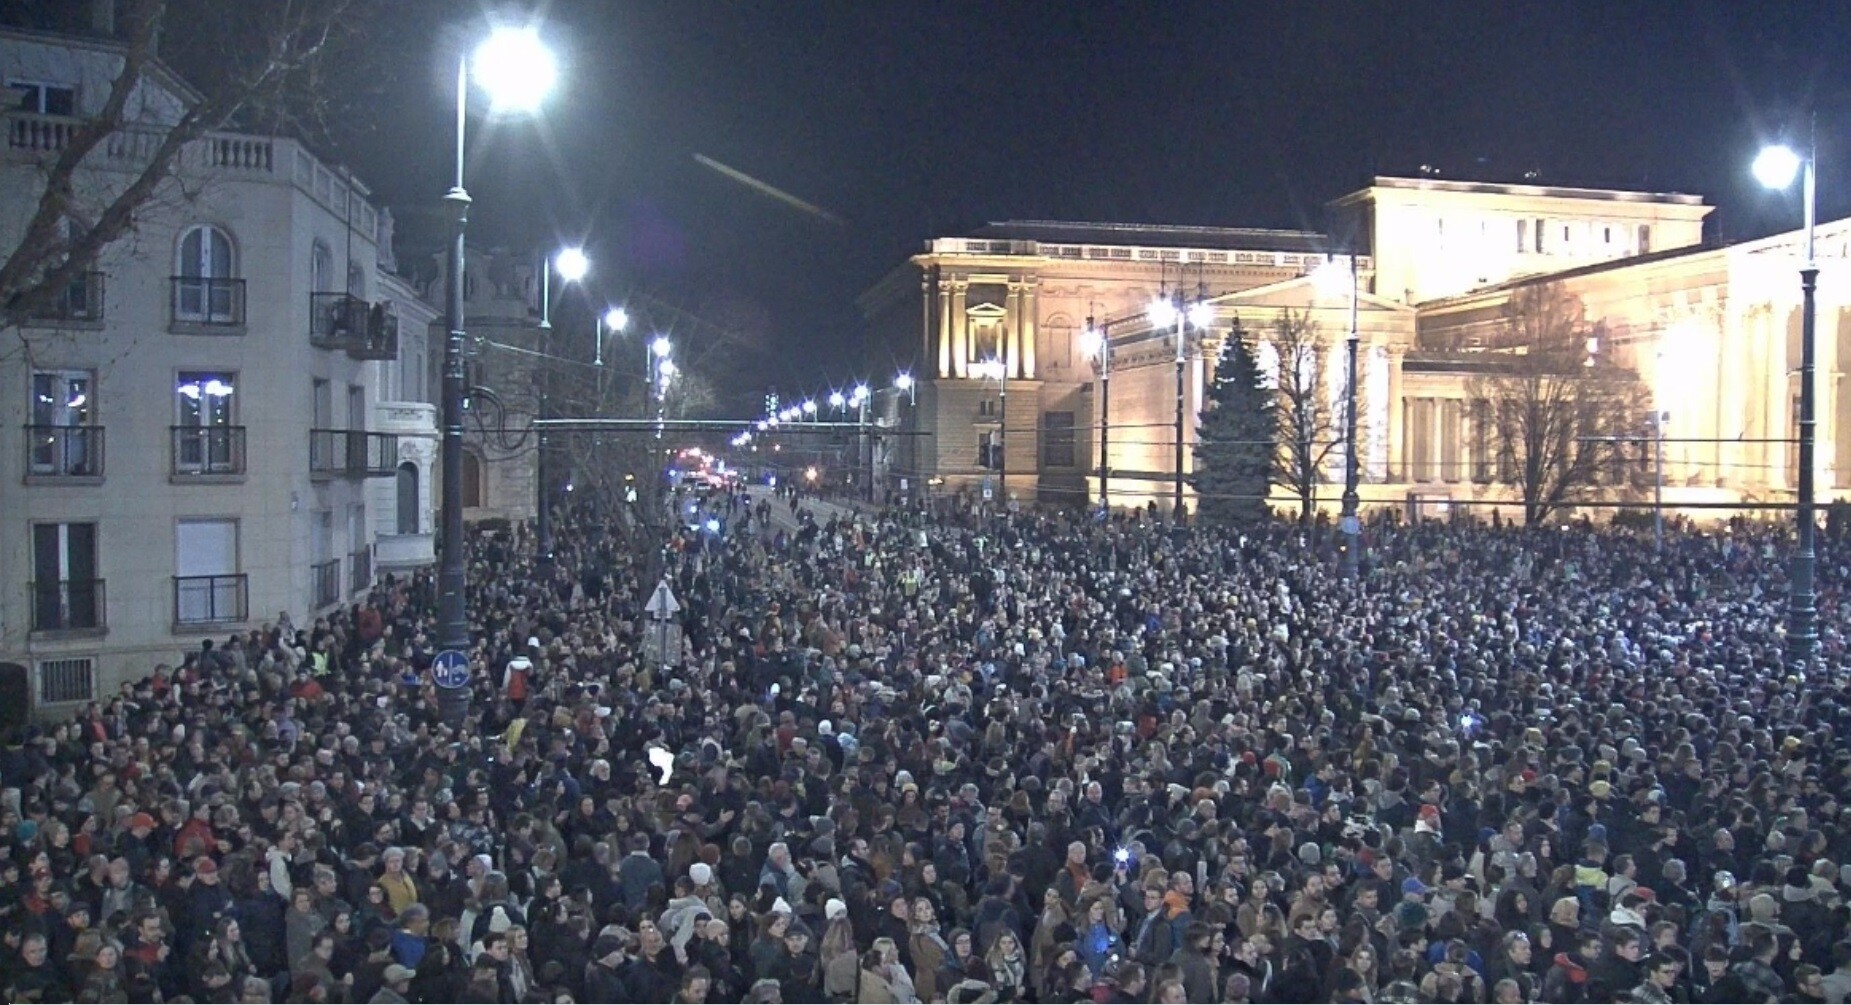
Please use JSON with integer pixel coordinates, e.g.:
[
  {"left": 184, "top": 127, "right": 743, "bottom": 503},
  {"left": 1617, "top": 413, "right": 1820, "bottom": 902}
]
[
  {"left": 985, "top": 928, "right": 1027, "bottom": 1000},
  {"left": 907, "top": 897, "right": 950, "bottom": 1002},
  {"left": 872, "top": 936, "right": 916, "bottom": 1003}
]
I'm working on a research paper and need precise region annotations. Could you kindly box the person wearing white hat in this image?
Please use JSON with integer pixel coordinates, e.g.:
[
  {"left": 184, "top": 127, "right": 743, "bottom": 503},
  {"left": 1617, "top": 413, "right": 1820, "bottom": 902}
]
[{"left": 502, "top": 655, "right": 533, "bottom": 706}]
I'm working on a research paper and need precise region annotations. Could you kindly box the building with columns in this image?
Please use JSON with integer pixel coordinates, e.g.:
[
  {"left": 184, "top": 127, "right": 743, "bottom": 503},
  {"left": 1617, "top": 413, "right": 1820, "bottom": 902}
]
[{"left": 863, "top": 174, "right": 1851, "bottom": 519}]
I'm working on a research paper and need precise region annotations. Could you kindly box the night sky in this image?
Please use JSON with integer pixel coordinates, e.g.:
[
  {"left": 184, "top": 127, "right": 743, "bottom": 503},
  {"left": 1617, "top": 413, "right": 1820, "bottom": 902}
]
[{"left": 330, "top": 0, "right": 1851, "bottom": 411}]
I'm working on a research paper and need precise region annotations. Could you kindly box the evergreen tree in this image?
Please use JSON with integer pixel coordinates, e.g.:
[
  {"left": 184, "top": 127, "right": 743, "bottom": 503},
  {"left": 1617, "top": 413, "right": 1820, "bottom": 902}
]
[{"left": 1193, "top": 327, "right": 1277, "bottom": 524}]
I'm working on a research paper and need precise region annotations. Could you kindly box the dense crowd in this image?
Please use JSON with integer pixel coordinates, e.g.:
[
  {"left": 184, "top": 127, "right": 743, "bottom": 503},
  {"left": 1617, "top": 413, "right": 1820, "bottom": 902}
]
[{"left": 2, "top": 482, "right": 1851, "bottom": 1004}]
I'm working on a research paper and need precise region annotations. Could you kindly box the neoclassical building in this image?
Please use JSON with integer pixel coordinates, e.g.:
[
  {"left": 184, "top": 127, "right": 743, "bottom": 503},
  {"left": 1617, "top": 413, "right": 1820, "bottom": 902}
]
[{"left": 862, "top": 175, "right": 1841, "bottom": 518}]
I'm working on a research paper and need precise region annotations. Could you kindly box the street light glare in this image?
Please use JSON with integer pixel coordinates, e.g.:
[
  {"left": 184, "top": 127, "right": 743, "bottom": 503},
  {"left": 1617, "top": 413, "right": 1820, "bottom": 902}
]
[
  {"left": 1755, "top": 144, "right": 1803, "bottom": 190},
  {"left": 895, "top": 373, "right": 914, "bottom": 390},
  {"left": 651, "top": 336, "right": 673, "bottom": 358},
  {"left": 553, "top": 247, "right": 589, "bottom": 283},
  {"left": 1080, "top": 327, "right": 1103, "bottom": 360},
  {"left": 603, "top": 307, "right": 629, "bottom": 331},
  {"left": 828, "top": 391, "right": 846, "bottom": 408},
  {"left": 473, "top": 26, "right": 557, "bottom": 113},
  {"left": 1147, "top": 297, "right": 1179, "bottom": 329},
  {"left": 1188, "top": 301, "right": 1216, "bottom": 330},
  {"left": 802, "top": 400, "right": 818, "bottom": 413}
]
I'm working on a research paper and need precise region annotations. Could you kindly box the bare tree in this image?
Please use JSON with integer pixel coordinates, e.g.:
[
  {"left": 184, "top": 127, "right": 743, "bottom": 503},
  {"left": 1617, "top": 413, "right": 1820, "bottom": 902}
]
[
  {"left": 1469, "top": 283, "right": 1647, "bottom": 526},
  {"left": 1263, "top": 309, "right": 1344, "bottom": 523},
  {"left": 0, "top": 0, "right": 363, "bottom": 340}
]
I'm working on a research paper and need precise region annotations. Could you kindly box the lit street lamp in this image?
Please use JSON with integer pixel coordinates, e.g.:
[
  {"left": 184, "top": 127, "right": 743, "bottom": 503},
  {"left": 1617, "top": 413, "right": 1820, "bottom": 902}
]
[
  {"left": 439, "top": 24, "right": 556, "bottom": 715},
  {"left": 1755, "top": 137, "right": 1819, "bottom": 668},
  {"left": 535, "top": 245, "right": 587, "bottom": 569},
  {"left": 1315, "top": 252, "right": 1363, "bottom": 576},
  {"left": 1082, "top": 318, "right": 1109, "bottom": 511},
  {"left": 1148, "top": 294, "right": 1213, "bottom": 521},
  {"left": 972, "top": 358, "right": 1007, "bottom": 502}
]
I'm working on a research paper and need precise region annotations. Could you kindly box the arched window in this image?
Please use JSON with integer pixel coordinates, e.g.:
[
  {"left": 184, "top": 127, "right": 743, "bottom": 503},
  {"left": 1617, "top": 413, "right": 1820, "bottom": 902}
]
[
  {"left": 461, "top": 451, "right": 484, "bottom": 508},
  {"left": 175, "top": 225, "right": 236, "bottom": 322},
  {"left": 311, "top": 241, "right": 334, "bottom": 292},
  {"left": 396, "top": 462, "right": 420, "bottom": 533}
]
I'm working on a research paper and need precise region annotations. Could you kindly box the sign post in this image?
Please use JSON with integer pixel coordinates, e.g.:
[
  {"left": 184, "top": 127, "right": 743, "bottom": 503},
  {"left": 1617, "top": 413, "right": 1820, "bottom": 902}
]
[
  {"left": 644, "top": 578, "right": 681, "bottom": 672},
  {"left": 432, "top": 649, "right": 471, "bottom": 725}
]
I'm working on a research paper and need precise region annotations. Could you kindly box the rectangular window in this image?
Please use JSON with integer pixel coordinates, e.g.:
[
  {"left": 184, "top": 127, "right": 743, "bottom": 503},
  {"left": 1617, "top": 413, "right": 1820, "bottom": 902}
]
[
  {"left": 36, "top": 657, "right": 95, "bottom": 705},
  {"left": 313, "top": 378, "right": 332, "bottom": 428},
  {"left": 174, "top": 372, "right": 238, "bottom": 474},
  {"left": 175, "top": 519, "right": 242, "bottom": 624},
  {"left": 29, "top": 369, "right": 97, "bottom": 476},
  {"left": 347, "top": 383, "right": 366, "bottom": 429},
  {"left": 1517, "top": 219, "right": 1529, "bottom": 253},
  {"left": 1638, "top": 224, "right": 1651, "bottom": 254},
  {"left": 32, "top": 522, "right": 99, "bottom": 631},
  {"left": 1042, "top": 411, "right": 1076, "bottom": 468},
  {"left": 9, "top": 80, "right": 76, "bottom": 116},
  {"left": 1534, "top": 219, "right": 1545, "bottom": 254}
]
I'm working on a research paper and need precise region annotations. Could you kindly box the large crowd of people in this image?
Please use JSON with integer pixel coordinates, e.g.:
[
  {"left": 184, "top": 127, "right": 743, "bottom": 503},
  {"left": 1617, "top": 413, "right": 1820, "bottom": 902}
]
[{"left": 1, "top": 481, "right": 1850, "bottom": 1004}]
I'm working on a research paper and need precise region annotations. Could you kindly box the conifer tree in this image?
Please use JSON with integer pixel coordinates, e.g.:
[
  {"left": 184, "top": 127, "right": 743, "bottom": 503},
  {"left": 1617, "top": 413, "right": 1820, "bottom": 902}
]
[{"left": 1194, "top": 326, "right": 1277, "bottom": 523}]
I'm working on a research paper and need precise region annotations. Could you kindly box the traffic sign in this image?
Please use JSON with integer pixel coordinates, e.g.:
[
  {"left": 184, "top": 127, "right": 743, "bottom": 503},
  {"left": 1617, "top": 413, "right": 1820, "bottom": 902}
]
[
  {"left": 645, "top": 579, "right": 681, "bottom": 618},
  {"left": 432, "top": 650, "right": 470, "bottom": 689}
]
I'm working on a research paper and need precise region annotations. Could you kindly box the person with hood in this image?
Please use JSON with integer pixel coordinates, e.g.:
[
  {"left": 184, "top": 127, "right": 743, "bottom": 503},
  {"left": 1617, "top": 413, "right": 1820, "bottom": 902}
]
[
  {"left": 1542, "top": 930, "right": 1601, "bottom": 1003},
  {"left": 661, "top": 873, "right": 713, "bottom": 963}
]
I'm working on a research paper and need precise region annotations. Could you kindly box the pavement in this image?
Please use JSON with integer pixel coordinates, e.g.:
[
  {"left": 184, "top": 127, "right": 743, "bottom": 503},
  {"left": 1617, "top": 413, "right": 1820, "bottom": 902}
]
[{"left": 746, "top": 485, "right": 872, "bottom": 534}]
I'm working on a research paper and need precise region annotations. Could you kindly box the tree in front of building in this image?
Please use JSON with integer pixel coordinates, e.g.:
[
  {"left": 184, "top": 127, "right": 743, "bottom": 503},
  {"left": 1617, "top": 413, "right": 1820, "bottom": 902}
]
[
  {"left": 1193, "top": 321, "right": 1276, "bottom": 524},
  {"left": 1265, "top": 309, "right": 1344, "bottom": 524},
  {"left": 0, "top": 0, "right": 370, "bottom": 342},
  {"left": 1469, "top": 282, "right": 1647, "bottom": 527}
]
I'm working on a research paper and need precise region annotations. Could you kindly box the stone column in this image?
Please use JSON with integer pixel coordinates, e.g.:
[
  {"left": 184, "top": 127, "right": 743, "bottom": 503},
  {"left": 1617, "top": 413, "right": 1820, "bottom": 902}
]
[
  {"left": 1386, "top": 346, "right": 1406, "bottom": 481},
  {"left": 936, "top": 277, "right": 952, "bottom": 378},
  {"left": 1021, "top": 277, "right": 1039, "bottom": 379},
  {"left": 1005, "top": 282, "right": 1022, "bottom": 378},
  {"left": 951, "top": 279, "right": 968, "bottom": 379}
]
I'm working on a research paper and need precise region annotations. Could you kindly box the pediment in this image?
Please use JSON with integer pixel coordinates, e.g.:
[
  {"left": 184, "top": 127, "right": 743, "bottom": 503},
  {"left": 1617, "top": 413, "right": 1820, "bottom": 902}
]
[{"left": 965, "top": 302, "right": 1008, "bottom": 320}]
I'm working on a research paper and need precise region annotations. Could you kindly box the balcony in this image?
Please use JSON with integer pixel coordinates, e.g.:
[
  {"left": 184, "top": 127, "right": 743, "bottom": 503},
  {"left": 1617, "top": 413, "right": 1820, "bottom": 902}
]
[
  {"left": 171, "top": 426, "right": 247, "bottom": 481},
  {"left": 170, "top": 277, "right": 246, "bottom": 332},
  {"left": 30, "top": 579, "right": 105, "bottom": 636},
  {"left": 23, "top": 425, "right": 104, "bottom": 482},
  {"left": 311, "top": 559, "right": 340, "bottom": 609},
  {"left": 173, "top": 573, "right": 247, "bottom": 628},
  {"left": 23, "top": 272, "right": 104, "bottom": 325},
  {"left": 310, "top": 429, "right": 398, "bottom": 479},
  {"left": 310, "top": 293, "right": 400, "bottom": 361},
  {"left": 349, "top": 546, "right": 373, "bottom": 594}
]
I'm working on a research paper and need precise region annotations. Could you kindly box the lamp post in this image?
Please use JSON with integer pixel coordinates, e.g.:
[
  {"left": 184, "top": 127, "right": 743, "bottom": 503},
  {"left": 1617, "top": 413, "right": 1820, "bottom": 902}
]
[
  {"left": 972, "top": 359, "right": 1007, "bottom": 503},
  {"left": 1148, "top": 296, "right": 1212, "bottom": 521},
  {"left": 1755, "top": 137, "right": 1818, "bottom": 668},
  {"left": 852, "top": 383, "right": 871, "bottom": 501},
  {"left": 535, "top": 246, "right": 588, "bottom": 569},
  {"left": 649, "top": 336, "right": 672, "bottom": 442},
  {"left": 1317, "top": 253, "right": 1364, "bottom": 576},
  {"left": 1082, "top": 318, "right": 1109, "bottom": 511},
  {"left": 438, "top": 26, "right": 556, "bottom": 688}
]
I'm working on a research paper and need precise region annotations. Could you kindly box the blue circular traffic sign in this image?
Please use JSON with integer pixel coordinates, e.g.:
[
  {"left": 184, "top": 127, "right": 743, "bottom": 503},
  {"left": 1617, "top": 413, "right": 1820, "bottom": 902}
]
[{"left": 432, "top": 650, "right": 471, "bottom": 689}]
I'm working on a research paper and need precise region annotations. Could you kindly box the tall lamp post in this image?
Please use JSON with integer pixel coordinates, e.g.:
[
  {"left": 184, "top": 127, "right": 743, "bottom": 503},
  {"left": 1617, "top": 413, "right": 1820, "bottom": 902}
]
[
  {"left": 1082, "top": 317, "right": 1110, "bottom": 511},
  {"left": 438, "top": 26, "right": 556, "bottom": 683},
  {"left": 972, "top": 359, "right": 1008, "bottom": 502},
  {"left": 1148, "top": 295, "right": 1213, "bottom": 521},
  {"left": 535, "top": 246, "right": 588, "bottom": 568},
  {"left": 894, "top": 372, "right": 914, "bottom": 500},
  {"left": 1316, "top": 252, "right": 1364, "bottom": 576},
  {"left": 851, "top": 383, "right": 872, "bottom": 501},
  {"left": 1755, "top": 137, "right": 1819, "bottom": 668}
]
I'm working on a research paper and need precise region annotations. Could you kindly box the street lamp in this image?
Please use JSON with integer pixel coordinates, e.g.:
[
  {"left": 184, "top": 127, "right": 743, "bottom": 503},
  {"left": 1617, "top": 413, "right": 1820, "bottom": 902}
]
[
  {"left": 439, "top": 24, "right": 557, "bottom": 705},
  {"left": 1149, "top": 293, "right": 1209, "bottom": 521},
  {"left": 828, "top": 390, "right": 846, "bottom": 409},
  {"left": 1082, "top": 318, "right": 1109, "bottom": 511},
  {"left": 535, "top": 245, "right": 587, "bottom": 569},
  {"left": 1316, "top": 253, "right": 1364, "bottom": 576},
  {"left": 1755, "top": 136, "right": 1818, "bottom": 668},
  {"left": 972, "top": 358, "right": 1007, "bottom": 502}
]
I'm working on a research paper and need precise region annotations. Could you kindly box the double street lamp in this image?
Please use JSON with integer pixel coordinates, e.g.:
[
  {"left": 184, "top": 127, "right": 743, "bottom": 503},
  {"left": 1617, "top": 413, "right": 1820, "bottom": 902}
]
[
  {"left": 1081, "top": 319, "right": 1110, "bottom": 511},
  {"left": 438, "top": 26, "right": 557, "bottom": 681},
  {"left": 1754, "top": 137, "right": 1819, "bottom": 668},
  {"left": 534, "top": 246, "right": 589, "bottom": 568},
  {"left": 971, "top": 358, "right": 1007, "bottom": 501},
  {"left": 1147, "top": 295, "right": 1213, "bottom": 521},
  {"left": 1315, "top": 252, "right": 1364, "bottom": 576}
]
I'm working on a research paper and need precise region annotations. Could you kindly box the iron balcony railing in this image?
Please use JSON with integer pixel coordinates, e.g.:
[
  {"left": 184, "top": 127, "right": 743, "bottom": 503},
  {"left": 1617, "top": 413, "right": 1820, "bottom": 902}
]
[
  {"left": 171, "top": 425, "right": 247, "bottom": 477},
  {"left": 170, "top": 276, "right": 246, "bottom": 328},
  {"left": 309, "top": 429, "right": 398, "bottom": 478},
  {"left": 348, "top": 546, "right": 373, "bottom": 595},
  {"left": 24, "top": 272, "right": 104, "bottom": 322},
  {"left": 24, "top": 424, "right": 104, "bottom": 477},
  {"left": 173, "top": 573, "right": 247, "bottom": 626},
  {"left": 311, "top": 559, "right": 341, "bottom": 609},
  {"left": 309, "top": 293, "right": 400, "bottom": 360},
  {"left": 30, "top": 579, "right": 104, "bottom": 632}
]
